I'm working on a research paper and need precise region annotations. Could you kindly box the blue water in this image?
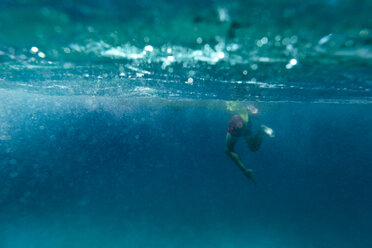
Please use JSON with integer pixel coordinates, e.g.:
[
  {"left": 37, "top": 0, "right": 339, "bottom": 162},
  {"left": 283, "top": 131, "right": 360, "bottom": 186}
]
[{"left": 1, "top": 0, "right": 372, "bottom": 247}]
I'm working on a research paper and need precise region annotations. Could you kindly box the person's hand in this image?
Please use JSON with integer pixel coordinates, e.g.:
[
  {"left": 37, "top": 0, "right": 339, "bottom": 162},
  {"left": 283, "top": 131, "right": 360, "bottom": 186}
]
[{"left": 246, "top": 105, "right": 258, "bottom": 114}]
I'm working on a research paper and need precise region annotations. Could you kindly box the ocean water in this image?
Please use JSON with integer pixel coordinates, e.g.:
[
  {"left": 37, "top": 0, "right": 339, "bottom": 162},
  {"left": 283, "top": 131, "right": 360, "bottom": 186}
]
[{"left": 1, "top": 0, "right": 372, "bottom": 247}]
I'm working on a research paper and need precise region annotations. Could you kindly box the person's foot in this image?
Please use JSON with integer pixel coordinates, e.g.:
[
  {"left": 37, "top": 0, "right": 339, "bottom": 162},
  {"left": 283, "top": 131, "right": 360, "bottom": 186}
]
[
  {"left": 244, "top": 169, "right": 257, "bottom": 184},
  {"left": 261, "top": 125, "right": 275, "bottom": 138}
]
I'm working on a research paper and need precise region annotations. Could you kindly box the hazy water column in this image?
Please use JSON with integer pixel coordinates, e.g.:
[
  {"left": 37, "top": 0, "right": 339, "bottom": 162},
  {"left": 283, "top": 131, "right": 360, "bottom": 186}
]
[{"left": 1, "top": 91, "right": 372, "bottom": 248}]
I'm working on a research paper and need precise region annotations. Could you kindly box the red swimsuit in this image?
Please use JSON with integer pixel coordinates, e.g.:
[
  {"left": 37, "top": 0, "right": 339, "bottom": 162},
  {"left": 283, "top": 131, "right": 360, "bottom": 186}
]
[{"left": 227, "top": 115, "right": 245, "bottom": 136}]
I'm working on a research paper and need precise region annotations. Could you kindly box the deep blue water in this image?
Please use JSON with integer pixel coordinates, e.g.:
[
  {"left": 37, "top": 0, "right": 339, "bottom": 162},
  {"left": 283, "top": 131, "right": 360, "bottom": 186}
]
[
  {"left": 1, "top": 91, "right": 371, "bottom": 247},
  {"left": 1, "top": 0, "right": 372, "bottom": 247}
]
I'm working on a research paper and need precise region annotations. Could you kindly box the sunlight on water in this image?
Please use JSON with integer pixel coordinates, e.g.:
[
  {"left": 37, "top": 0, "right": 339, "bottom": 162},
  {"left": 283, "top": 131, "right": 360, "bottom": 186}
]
[{"left": 0, "top": 0, "right": 370, "bottom": 102}]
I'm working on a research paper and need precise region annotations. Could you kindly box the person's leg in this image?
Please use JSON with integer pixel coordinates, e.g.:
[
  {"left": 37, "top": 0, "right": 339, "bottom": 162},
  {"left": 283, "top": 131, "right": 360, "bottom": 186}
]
[
  {"left": 244, "top": 130, "right": 263, "bottom": 152},
  {"left": 244, "top": 125, "right": 275, "bottom": 152},
  {"left": 225, "top": 132, "right": 256, "bottom": 183}
]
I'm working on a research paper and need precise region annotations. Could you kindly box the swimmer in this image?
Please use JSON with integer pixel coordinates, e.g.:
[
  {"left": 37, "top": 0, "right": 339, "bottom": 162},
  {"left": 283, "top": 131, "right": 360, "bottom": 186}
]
[{"left": 225, "top": 104, "right": 275, "bottom": 183}]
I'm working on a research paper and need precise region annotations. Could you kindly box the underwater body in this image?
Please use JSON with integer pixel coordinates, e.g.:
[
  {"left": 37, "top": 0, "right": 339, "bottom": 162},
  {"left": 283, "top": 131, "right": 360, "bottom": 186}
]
[{"left": 1, "top": 0, "right": 372, "bottom": 247}]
